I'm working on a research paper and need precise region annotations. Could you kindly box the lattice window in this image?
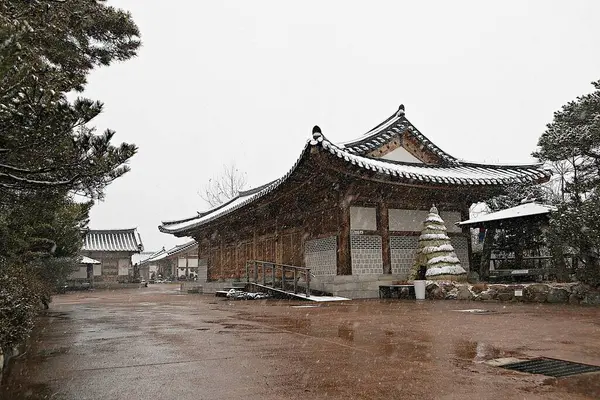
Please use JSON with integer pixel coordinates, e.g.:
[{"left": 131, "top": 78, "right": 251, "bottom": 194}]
[
  {"left": 390, "top": 235, "right": 418, "bottom": 278},
  {"left": 350, "top": 234, "right": 383, "bottom": 275},
  {"left": 450, "top": 236, "right": 470, "bottom": 271},
  {"left": 304, "top": 236, "right": 337, "bottom": 276}
]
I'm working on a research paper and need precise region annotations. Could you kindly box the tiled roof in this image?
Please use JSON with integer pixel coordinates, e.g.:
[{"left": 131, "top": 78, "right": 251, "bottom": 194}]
[
  {"left": 167, "top": 240, "right": 197, "bottom": 257},
  {"left": 79, "top": 255, "right": 100, "bottom": 264},
  {"left": 82, "top": 228, "right": 143, "bottom": 252},
  {"left": 138, "top": 241, "right": 198, "bottom": 266},
  {"left": 457, "top": 202, "right": 556, "bottom": 227},
  {"left": 339, "top": 105, "right": 458, "bottom": 164},
  {"left": 159, "top": 106, "right": 551, "bottom": 235}
]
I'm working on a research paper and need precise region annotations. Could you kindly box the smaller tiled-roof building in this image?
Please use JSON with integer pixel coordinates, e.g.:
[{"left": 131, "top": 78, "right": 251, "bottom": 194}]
[
  {"left": 81, "top": 228, "right": 144, "bottom": 282},
  {"left": 138, "top": 240, "right": 199, "bottom": 281}
]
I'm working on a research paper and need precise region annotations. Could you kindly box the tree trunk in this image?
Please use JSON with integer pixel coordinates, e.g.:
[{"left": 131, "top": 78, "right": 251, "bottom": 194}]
[{"left": 550, "top": 243, "right": 569, "bottom": 282}]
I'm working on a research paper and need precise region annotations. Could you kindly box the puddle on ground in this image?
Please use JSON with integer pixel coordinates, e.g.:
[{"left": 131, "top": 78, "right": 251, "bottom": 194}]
[
  {"left": 452, "top": 309, "right": 495, "bottom": 315},
  {"left": 454, "top": 340, "right": 520, "bottom": 363},
  {"left": 0, "top": 382, "right": 57, "bottom": 400},
  {"left": 337, "top": 322, "right": 355, "bottom": 342}
]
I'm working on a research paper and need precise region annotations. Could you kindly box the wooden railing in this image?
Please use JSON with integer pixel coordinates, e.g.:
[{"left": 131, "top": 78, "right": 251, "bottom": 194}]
[{"left": 245, "top": 260, "right": 311, "bottom": 298}]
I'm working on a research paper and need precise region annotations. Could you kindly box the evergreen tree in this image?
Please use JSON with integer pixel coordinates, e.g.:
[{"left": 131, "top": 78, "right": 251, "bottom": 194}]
[
  {"left": 0, "top": 1, "right": 141, "bottom": 350},
  {"left": 410, "top": 206, "right": 467, "bottom": 281},
  {"left": 0, "top": 0, "right": 140, "bottom": 197},
  {"left": 533, "top": 80, "right": 600, "bottom": 286}
]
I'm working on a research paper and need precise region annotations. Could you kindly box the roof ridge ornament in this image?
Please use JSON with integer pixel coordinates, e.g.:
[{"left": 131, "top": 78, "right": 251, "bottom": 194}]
[
  {"left": 312, "top": 125, "right": 322, "bottom": 138},
  {"left": 310, "top": 125, "right": 324, "bottom": 145},
  {"left": 396, "top": 104, "right": 405, "bottom": 117}
]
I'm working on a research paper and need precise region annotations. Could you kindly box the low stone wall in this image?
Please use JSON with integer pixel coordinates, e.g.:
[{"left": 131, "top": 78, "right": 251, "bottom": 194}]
[{"left": 425, "top": 281, "right": 600, "bottom": 305}]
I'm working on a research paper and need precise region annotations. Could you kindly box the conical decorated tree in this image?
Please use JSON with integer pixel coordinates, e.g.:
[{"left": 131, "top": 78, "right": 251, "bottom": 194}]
[{"left": 410, "top": 205, "right": 467, "bottom": 281}]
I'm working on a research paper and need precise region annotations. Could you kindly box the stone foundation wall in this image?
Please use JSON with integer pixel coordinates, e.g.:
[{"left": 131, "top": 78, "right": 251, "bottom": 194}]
[{"left": 424, "top": 281, "right": 600, "bottom": 305}]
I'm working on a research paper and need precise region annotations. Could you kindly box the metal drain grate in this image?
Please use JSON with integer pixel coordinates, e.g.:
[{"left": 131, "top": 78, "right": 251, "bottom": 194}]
[{"left": 500, "top": 358, "right": 600, "bottom": 378}]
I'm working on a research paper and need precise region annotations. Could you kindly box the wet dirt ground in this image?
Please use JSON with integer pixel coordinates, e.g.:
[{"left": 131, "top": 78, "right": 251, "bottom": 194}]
[{"left": 1, "top": 284, "right": 600, "bottom": 400}]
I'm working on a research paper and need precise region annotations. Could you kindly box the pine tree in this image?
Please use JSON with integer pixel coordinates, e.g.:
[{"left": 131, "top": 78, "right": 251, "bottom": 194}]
[
  {"left": 410, "top": 206, "right": 467, "bottom": 281},
  {"left": 533, "top": 80, "right": 600, "bottom": 286}
]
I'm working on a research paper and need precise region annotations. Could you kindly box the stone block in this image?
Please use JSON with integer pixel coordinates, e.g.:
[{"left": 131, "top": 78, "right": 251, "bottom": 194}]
[
  {"left": 497, "top": 293, "right": 513, "bottom": 302},
  {"left": 582, "top": 291, "right": 600, "bottom": 306},
  {"left": 456, "top": 285, "right": 474, "bottom": 300},
  {"left": 569, "top": 293, "right": 581, "bottom": 305},
  {"left": 471, "top": 283, "right": 488, "bottom": 294},
  {"left": 523, "top": 283, "right": 550, "bottom": 303},
  {"left": 547, "top": 288, "right": 569, "bottom": 304}
]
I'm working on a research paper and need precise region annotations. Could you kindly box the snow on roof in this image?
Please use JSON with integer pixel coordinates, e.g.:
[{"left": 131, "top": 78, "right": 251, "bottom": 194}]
[
  {"left": 457, "top": 202, "right": 556, "bottom": 227},
  {"left": 338, "top": 105, "right": 457, "bottom": 164},
  {"left": 138, "top": 241, "right": 198, "bottom": 265},
  {"left": 166, "top": 240, "right": 197, "bottom": 257},
  {"left": 159, "top": 106, "right": 551, "bottom": 236},
  {"left": 79, "top": 255, "right": 100, "bottom": 264},
  {"left": 82, "top": 228, "right": 144, "bottom": 252}
]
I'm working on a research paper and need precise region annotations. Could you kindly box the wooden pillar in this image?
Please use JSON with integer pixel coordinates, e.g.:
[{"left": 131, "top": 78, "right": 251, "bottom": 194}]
[
  {"left": 219, "top": 234, "right": 224, "bottom": 279},
  {"left": 337, "top": 193, "right": 352, "bottom": 275},
  {"left": 252, "top": 228, "right": 258, "bottom": 261},
  {"left": 380, "top": 203, "right": 391, "bottom": 274},
  {"left": 275, "top": 216, "right": 283, "bottom": 265},
  {"left": 460, "top": 205, "right": 474, "bottom": 274}
]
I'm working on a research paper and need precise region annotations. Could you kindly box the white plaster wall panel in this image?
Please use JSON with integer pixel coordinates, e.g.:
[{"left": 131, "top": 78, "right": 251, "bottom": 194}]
[
  {"left": 350, "top": 206, "right": 377, "bottom": 231},
  {"left": 198, "top": 259, "right": 208, "bottom": 281},
  {"left": 93, "top": 265, "right": 102, "bottom": 276},
  {"left": 389, "top": 209, "right": 463, "bottom": 232},
  {"left": 69, "top": 266, "right": 87, "bottom": 279},
  {"left": 304, "top": 236, "right": 337, "bottom": 276},
  {"left": 380, "top": 147, "right": 423, "bottom": 163},
  {"left": 350, "top": 234, "right": 383, "bottom": 275},
  {"left": 187, "top": 257, "right": 199, "bottom": 268},
  {"left": 178, "top": 258, "right": 186, "bottom": 268},
  {"left": 118, "top": 258, "right": 130, "bottom": 276},
  {"left": 450, "top": 236, "right": 470, "bottom": 271},
  {"left": 389, "top": 209, "right": 429, "bottom": 231},
  {"left": 443, "top": 212, "right": 463, "bottom": 233},
  {"left": 390, "top": 236, "right": 418, "bottom": 278}
]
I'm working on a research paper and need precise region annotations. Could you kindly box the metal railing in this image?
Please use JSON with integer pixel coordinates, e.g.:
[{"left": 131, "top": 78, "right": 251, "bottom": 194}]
[{"left": 245, "top": 260, "right": 311, "bottom": 298}]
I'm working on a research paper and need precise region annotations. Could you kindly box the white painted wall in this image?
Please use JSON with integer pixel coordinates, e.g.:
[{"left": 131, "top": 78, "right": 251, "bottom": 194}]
[
  {"left": 389, "top": 209, "right": 463, "bottom": 232},
  {"left": 198, "top": 259, "right": 208, "bottom": 282},
  {"left": 380, "top": 146, "right": 423, "bottom": 163},
  {"left": 93, "top": 264, "right": 102, "bottom": 276},
  {"left": 350, "top": 206, "right": 377, "bottom": 231},
  {"left": 68, "top": 266, "right": 87, "bottom": 279},
  {"left": 117, "top": 258, "right": 130, "bottom": 276}
]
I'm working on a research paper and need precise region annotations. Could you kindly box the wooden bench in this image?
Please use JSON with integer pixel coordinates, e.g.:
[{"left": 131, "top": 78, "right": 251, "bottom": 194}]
[{"left": 379, "top": 284, "right": 416, "bottom": 299}]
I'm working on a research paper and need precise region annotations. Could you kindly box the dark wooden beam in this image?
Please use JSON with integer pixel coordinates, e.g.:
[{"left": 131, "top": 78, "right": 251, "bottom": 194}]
[
  {"left": 337, "top": 184, "right": 352, "bottom": 275},
  {"left": 380, "top": 202, "right": 391, "bottom": 274}
]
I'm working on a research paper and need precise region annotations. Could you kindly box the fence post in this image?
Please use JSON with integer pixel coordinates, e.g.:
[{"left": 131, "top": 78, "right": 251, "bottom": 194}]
[
  {"left": 293, "top": 268, "right": 297, "bottom": 294},
  {"left": 271, "top": 263, "right": 275, "bottom": 287},
  {"left": 281, "top": 266, "right": 285, "bottom": 291},
  {"left": 262, "top": 262, "right": 267, "bottom": 286},
  {"left": 253, "top": 260, "right": 258, "bottom": 283},
  {"left": 246, "top": 262, "right": 249, "bottom": 283},
  {"left": 306, "top": 269, "right": 311, "bottom": 298}
]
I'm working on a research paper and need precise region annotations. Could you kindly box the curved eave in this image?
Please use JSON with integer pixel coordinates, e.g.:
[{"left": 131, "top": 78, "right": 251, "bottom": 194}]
[
  {"left": 159, "top": 131, "right": 550, "bottom": 236},
  {"left": 320, "top": 137, "right": 551, "bottom": 187},
  {"left": 158, "top": 142, "right": 313, "bottom": 236},
  {"left": 339, "top": 108, "right": 458, "bottom": 165}
]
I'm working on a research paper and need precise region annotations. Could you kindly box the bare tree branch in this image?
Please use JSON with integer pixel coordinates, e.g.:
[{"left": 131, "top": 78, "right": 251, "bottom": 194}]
[{"left": 199, "top": 163, "right": 247, "bottom": 208}]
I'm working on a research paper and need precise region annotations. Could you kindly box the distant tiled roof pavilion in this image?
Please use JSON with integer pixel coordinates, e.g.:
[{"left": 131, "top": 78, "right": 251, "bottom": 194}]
[{"left": 82, "top": 228, "right": 144, "bottom": 252}]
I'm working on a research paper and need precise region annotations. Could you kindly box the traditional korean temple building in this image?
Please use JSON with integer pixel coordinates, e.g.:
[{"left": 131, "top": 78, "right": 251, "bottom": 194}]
[
  {"left": 137, "top": 240, "right": 200, "bottom": 281},
  {"left": 81, "top": 228, "right": 144, "bottom": 282},
  {"left": 159, "top": 105, "right": 550, "bottom": 297}
]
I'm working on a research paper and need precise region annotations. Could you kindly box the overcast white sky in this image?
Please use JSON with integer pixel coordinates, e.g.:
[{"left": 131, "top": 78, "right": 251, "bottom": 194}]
[{"left": 84, "top": 0, "right": 600, "bottom": 251}]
